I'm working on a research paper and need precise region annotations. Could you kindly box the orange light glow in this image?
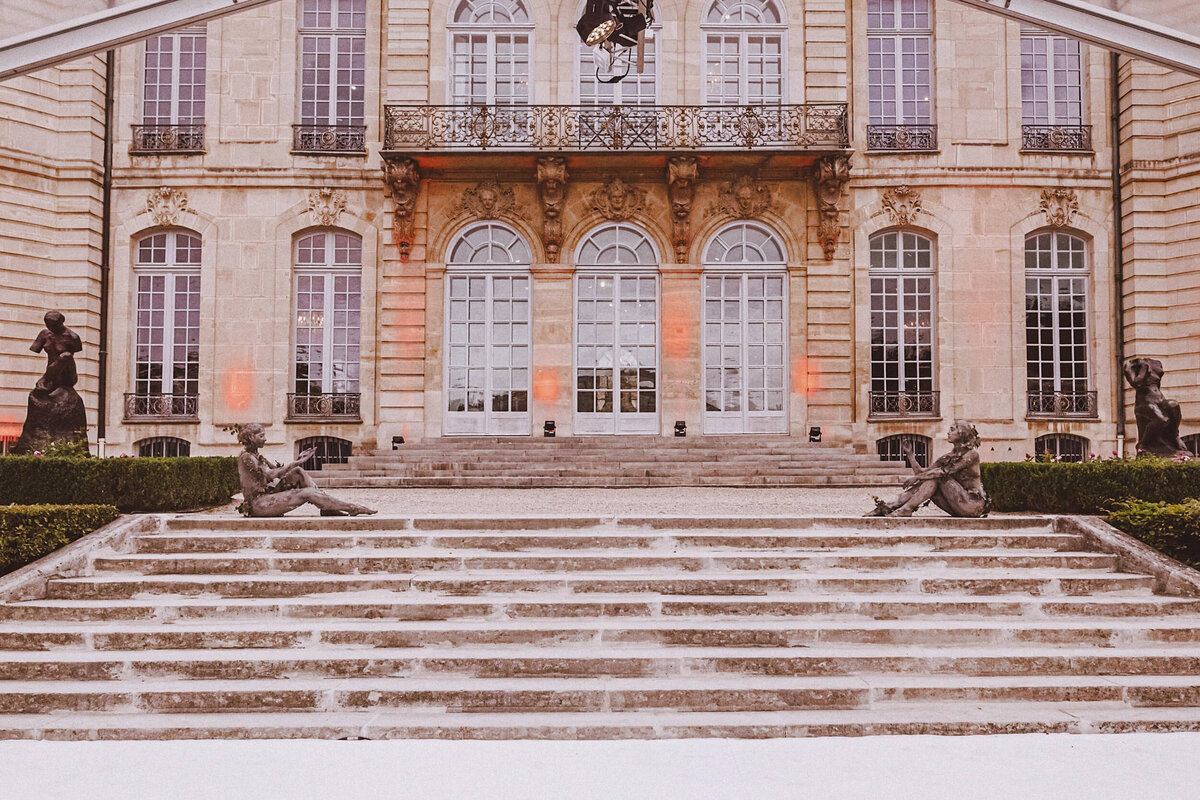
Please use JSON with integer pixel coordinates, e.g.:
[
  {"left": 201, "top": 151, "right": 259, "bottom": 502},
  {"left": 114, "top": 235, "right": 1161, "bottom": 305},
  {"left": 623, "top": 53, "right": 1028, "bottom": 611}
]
[
  {"left": 533, "top": 369, "right": 559, "bottom": 404},
  {"left": 661, "top": 295, "right": 693, "bottom": 361},
  {"left": 0, "top": 420, "right": 21, "bottom": 438},
  {"left": 792, "top": 356, "right": 820, "bottom": 397},
  {"left": 222, "top": 365, "right": 254, "bottom": 413}
]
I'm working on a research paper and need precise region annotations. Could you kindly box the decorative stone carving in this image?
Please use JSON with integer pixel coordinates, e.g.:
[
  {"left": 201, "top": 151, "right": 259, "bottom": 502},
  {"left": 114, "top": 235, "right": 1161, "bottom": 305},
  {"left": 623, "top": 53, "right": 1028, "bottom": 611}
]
[
  {"left": 706, "top": 174, "right": 773, "bottom": 220},
  {"left": 537, "top": 156, "right": 569, "bottom": 263},
  {"left": 882, "top": 185, "right": 923, "bottom": 227},
  {"left": 306, "top": 187, "right": 347, "bottom": 227},
  {"left": 812, "top": 155, "right": 852, "bottom": 261},
  {"left": 456, "top": 179, "right": 516, "bottom": 219},
  {"left": 145, "top": 187, "right": 188, "bottom": 226},
  {"left": 865, "top": 421, "right": 988, "bottom": 518},
  {"left": 1039, "top": 187, "right": 1079, "bottom": 229},
  {"left": 588, "top": 176, "right": 647, "bottom": 222},
  {"left": 667, "top": 157, "right": 698, "bottom": 264},
  {"left": 1124, "top": 358, "right": 1190, "bottom": 457},
  {"left": 382, "top": 157, "right": 421, "bottom": 258},
  {"left": 14, "top": 311, "right": 89, "bottom": 455}
]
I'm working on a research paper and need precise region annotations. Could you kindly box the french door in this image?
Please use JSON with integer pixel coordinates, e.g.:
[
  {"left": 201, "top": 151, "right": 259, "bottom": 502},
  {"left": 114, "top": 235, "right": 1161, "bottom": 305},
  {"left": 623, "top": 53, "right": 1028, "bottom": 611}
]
[
  {"left": 444, "top": 272, "right": 531, "bottom": 435},
  {"left": 575, "top": 272, "right": 659, "bottom": 435},
  {"left": 703, "top": 271, "right": 787, "bottom": 433}
]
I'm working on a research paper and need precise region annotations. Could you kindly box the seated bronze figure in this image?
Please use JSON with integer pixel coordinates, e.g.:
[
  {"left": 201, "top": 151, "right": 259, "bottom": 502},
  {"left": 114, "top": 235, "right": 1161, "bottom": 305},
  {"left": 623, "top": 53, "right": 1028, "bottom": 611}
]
[
  {"left": 236, "top": 423, "right": 375, "bottom": 517},
  {"left": 866, "top": 421, "right": 989, "bottom": 518},
  {"left": 1124, "top": 357, "right": 1189, "bottom": 457}
]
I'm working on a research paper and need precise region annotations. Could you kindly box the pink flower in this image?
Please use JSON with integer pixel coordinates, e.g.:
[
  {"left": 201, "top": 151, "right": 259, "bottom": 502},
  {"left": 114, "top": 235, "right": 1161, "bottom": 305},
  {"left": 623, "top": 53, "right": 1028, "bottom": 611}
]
[
  {"left": 1111, "top": 451, "right": 1118, "bottom": 456},
  {"left": 32, "top": 451, "right": 42, "bottom": 457}
]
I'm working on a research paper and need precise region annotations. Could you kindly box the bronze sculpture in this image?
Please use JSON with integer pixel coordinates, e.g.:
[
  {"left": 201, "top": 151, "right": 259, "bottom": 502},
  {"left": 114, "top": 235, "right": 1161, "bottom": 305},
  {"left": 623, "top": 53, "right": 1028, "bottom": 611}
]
[
  {"left": 14, "top": 311, "right": 89, "bottom": 455},
  {"left": 235, "top": 423, "right": 376, "bottom": 517},
  {"left": 866, "top": 421, "right": 989, "bottom": 518},
  {"left": 1124, "top": 358, "right": 1189, "bottom": 457}
]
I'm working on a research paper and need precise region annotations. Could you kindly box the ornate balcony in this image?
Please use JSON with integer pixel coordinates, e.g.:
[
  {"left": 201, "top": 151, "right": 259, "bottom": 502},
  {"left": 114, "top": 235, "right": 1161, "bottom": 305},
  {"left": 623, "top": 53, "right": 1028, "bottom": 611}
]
[
  {"left": 130, "top": 124, "right": 205, "bottom": 154},
  {"left": 866, "top": 124, "right": 938, "bottom": 152},
  {"left": 1021, "top": 124, "right": 1093, "bottom": 153},
  {"left": 869, "top": 390, "right": 940, "bottom": 419},
  {"left": 1027, "top": 390, "right": 1098, "bottom": 419},
  {"left": 292, "top": 124, "right": 367, "bottom": 154},
  {"left": 383, "top": 103, "right": 850, "bottom": 152},
  {"left": 287, "top": 393, "right": 362, "bottom": 421},
  {"left": 124, "top": 393, "right": 199, "bottom": 421}
]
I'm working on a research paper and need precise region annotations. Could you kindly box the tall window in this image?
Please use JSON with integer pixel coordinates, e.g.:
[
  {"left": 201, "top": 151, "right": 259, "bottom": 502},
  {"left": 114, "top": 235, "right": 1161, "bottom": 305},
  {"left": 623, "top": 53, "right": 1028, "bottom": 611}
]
[
  {"left": 1020, "top": 26, "right": 1090, "bottom": 151},
  {"left": 132, "top": 231, "right": 201, "bottom": 417},
  {"left": 293, "top": 231, "right": 362, "bottom": 417},
  {"left": 866, "top": 0, "right": 935, "bottom": 150},
  {"left": 578, "top": 30, "right": 658, "bottom": 105},
  {"left": 702, "top": 222, "right": 788, "bottom": 434},
  {"left": 703, "top": 0, "right": 785, "bottom": 105},
  {"left": 1025, "top": 231, "right": 1092, "bottom": 416},
  {"left": 136, "top": 25, "right": 206, "bottom": 152},
  {"left": 869, "top": 231, "right": 936, "bottom": 416},
  {"left": 449, "top": 0, "right": 532, "bottom": 105},
  {"left": 445, "top": 223, "right": 532, "bottom": 436},
  {"left": 298, "top": 0, "right": 366, "bottom": 151}
]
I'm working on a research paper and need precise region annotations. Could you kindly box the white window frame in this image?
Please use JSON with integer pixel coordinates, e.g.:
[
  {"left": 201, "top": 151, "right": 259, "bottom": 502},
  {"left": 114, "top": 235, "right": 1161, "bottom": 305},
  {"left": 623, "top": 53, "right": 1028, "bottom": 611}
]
[
  {"left": 447, "top": 0, "right": 533, "bottom": 105},
  {"left": 701, "top": 0, "right": 786, "bottom": 105},
  {"left": 1024, "top": 230, "right": 1090, "bottom": 398},
  {"left": 574, "top": 223, "right": 661, "bottom": 436},
  {"left": 142, "top": 24, "right": 206, "bottom": 125},
  {"left": 577, "top": 14, "right": 660, "bottom": 105},
  {"left": 133, "top": 230, "right": 202, "bottom": 400},
  {"left": 866, "top": 0, "right": 934, "bottom": 127},
  {"left": 293, "top": 231, "right": 363, "bottom": 399},
  {"left": 701, "top": 222, "right": 789, "bottom": 435},
  {"left": 444, "top": 222, "right": 533, "bottom": 436},
  {"left": 1020, "top": 26, "right": 1085, "bottom": 126},
  {"left": 298, "top": 0, "right": 366, "bottom": 127},
  {"left": 868, "top": 230, "right": 936, "bottom": 408}
]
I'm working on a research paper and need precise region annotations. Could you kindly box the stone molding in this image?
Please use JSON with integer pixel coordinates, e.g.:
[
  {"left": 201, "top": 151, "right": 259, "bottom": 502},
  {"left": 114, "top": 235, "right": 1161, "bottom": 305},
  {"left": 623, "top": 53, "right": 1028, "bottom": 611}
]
[
  {"left": 537, "top": 156, "right": 569, "bottom": 263},
  {"left": 587, "top": 176, "right": 648, "bottom": 222},
  {"left": 455, "top": 179, "right": 516, "bottom": 220},
  {"left": 306, "top": 187, "right": 348, "bottom": 227},
  {"left": 667, "top": 157, "right": 698, "bottom": 264},
  {"left": 145, "top": 187, "right": 189, "bottom": 227},
  {"left": 705, "top": 173, "right": 774, "bottom": 221},
  {"left": 812, "top": 155, "right": 852, "bottom": 261},
  {"left": 881, "top": 185, "right": 922, "bottom": 227},
  {"left": 1039, "top": 187, "right": 1079, "bottom": 229},
  {"left": 383, "top": 157, "right": 421, "bottom": 258}
]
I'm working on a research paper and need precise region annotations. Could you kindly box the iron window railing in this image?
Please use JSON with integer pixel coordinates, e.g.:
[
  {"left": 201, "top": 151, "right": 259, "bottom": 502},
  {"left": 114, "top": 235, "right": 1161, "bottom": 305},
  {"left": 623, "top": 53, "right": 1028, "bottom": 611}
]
[
  {"left": 866, "top": 124, "right": 938, "bottom": 152},
  {"left": 287, "top": 393, "right": 362, "bottom": 420},
  {"left": 292, "top": 124, "right": 367, "bottom": 154},
  {"left": 1021, "top": 124, "right": 1093, "bottom": 153},
  {"left": 869, "top": 390, "right": 940, "bottom": 418},
  {"left": 130, "top": 124, "right": 205, "bottom": 154},
  {"left": 383, "top": 103, "right": 850, "bottom": 151},
  {"left": 124, "top": 393, "right": 199, "bottom": 420},
  {"left": 1026, "top": 390, "right": 1098, "bottom": 418}
]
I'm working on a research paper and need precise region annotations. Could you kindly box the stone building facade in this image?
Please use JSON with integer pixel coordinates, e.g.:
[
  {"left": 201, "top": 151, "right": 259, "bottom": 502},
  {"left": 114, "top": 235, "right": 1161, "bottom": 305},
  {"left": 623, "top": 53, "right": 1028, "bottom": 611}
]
[{"left": 1, "top": 0, "right": 1198, "bottom": 463}]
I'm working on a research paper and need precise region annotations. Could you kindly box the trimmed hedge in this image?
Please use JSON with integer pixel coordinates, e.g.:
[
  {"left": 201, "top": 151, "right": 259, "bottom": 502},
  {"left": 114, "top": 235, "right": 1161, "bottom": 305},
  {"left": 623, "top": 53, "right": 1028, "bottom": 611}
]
[
  {"left": 0, "top": 457, "right": 239, "bottom": 513},
  {"left": 982, "top": 460, "right": 1200, "bottom": 514},
  {"left": 0, "top": 504, "right": 120, "bottom": 576},
  {"left": 1108, "top": 500, "right": 1200, "bottom": 569}
]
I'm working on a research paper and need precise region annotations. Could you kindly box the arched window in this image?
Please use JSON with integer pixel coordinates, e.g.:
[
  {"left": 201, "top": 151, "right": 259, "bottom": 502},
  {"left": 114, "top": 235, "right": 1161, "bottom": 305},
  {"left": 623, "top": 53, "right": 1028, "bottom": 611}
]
[
  {"left": 877, "top": 433, "right": 931, "bottom": 468},
  {"left": 703, "top": 0, "right": 785, "bottom": 104},
  {"left": 869, "top": 230, "right": 937, "bottom": 417},
  {"left": 297, "top": 0, "right": 366, "bottom": 152},
  {"left": 449, "top": 0, "right": 531, "bottom": 105},
  {"left": 575, "top": 223, "right": 660, "bottom": 434},
  {"left": 702, "top": 222, "right": 787, "bottom": 434},
  {"left": 866, "top": 0, "right": 935, "bottom": 151},
  {"left": 1183, "top": 433, "right": 1200, "bottom": 458},
  {"left": 577, "top": 2, "right": 658, "bottom": 105},
  {"left": 136, "top": 436, "right": 191, "bottom": 458},
  {"left": 297, "top": 436, "right": 352, "bottom": 470},
  {"left": 1025, "top": 231, "right": 1092, "bottom": 418},
  {"left": 137, "top": 24, "right": 206, "bottom": 153},
  {"left": 291, "top": 231, "right": 362, "bottom": 419},
  {"left": 130, "top": 230, "right": 201, "bottom": 419},
  {"left": 445, "top": 223, "right": 532, "bottom": 435},
  {"left": 1036, "top": 433, "right": 1088, "bottom": 463}
]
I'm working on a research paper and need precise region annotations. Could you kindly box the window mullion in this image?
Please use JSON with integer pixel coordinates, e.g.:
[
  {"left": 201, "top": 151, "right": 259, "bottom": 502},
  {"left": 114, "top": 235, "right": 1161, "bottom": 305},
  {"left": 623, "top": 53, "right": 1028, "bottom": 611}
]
[
  {"left": 1051, "top": 274, "right": 1064, "bottom": 392},
  {"left": 484, "top": 276, "right": 494, "bottom": 417},
  {"left": 161, "top": 271, "right": 177, "bottom": 395},
  {"left": 167, "top": 34, "right": 182, "bottom": 124}
]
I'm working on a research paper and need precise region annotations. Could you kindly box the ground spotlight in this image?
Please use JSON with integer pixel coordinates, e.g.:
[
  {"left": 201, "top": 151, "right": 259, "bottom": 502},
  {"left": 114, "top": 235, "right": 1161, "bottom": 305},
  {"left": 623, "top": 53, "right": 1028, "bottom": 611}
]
[
  {"left": 544, "top": 420, "right": 557, "bottom": 438},
  {"left": 674, "top": 420, "right": 686, "bottom": 437},
  {"left": 391, "top": 435, "right": 405, "bottom": 449},
  {"left": 808, "top": 426, "right": 822, "bottom": 443}
]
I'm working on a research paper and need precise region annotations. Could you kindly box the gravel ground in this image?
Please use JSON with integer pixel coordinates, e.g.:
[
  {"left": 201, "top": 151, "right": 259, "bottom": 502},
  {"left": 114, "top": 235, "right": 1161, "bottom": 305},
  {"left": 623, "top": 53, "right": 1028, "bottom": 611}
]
[{"left": 199, "top": 487, "right": 955, "bottom": 517}]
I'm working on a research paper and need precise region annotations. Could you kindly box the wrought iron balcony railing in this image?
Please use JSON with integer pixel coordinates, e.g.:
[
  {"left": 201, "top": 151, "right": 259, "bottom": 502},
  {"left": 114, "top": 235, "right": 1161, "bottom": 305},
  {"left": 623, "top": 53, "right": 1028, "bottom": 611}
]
[
  {"left": 866, "top": 124, "right": 938, "bottom": 152},
  {"left": 1027, "top": 390, "right": 1098, "bottom": 418},
  {"left": 383, "top": 103, "right": 850, "bottom": 152},
  {"left": 130, "top": 124, "right": 205, "bottom": 154},
  {"left": 124, "top": 393, "right": 199, "bottom": 420},
  {"left": 1021, "top": 124, "right": 1093, "bottom": 153},
  {"left": 287, "top": 393, "right": 362, "bottom": 420},
  {"left": 869, "top": 390, "right": 941, "bottom": 418},
  {"left": 292, "top": 124, "right": 367, "bottom": 154}
]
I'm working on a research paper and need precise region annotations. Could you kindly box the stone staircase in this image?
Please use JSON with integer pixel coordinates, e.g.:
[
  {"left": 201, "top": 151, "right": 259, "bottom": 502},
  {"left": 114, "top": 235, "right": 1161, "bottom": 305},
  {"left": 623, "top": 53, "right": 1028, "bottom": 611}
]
[
  {"left": 315, "top": 436, "right": 912, "bottom": 488},
  {"left": 4, "top": 514, "right": 1200, "bottom": 739}
]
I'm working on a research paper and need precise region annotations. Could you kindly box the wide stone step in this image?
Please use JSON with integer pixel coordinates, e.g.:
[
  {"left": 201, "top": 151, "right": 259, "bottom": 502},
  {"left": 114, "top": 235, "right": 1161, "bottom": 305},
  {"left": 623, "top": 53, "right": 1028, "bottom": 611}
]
[
  {"left": 93, "top": 550, "right": 1118, "bottom": 575},
  {"left": 6, "top": 593, "right": 1194, "bottom": 622},
  {"left": 42, "top": 570, "right": 1157, "bottom": 600},
  {"left": 312, "top": 476, "right": 906, "bottom": 488},
  {"left": 6, "top": 617, "right": 1200, "bottom": 651}
]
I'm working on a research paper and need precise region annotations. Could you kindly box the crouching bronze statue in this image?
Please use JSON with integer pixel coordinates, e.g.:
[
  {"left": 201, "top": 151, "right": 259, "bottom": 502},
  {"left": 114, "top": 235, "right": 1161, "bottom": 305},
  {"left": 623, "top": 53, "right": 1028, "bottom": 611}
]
[
  {"left": 866, "top": 421, "right": 989, "bottom": 518},
  {"left": 1124, "top": 358, "right": 1189, "bottom": 457},
  {"left": 236, "top": 423, "right": 375, "bottom": 517}
]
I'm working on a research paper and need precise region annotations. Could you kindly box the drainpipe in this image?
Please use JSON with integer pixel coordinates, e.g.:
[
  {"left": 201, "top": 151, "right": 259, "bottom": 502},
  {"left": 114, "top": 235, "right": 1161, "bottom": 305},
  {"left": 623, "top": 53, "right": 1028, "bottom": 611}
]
[
  {"left": 96, "top": 49, "right": 115, "bottom": 455},
  {"left": 1110, "top": 52, "right": 1127, "bottom": 454}
]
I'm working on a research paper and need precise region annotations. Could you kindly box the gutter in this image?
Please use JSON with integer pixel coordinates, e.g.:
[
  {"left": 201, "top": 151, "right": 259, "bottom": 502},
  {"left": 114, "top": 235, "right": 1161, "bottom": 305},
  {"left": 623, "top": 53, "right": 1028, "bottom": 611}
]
[
  {"left": 1110, "top": 52, "right": 1127, "bottom": 449},
  {"left": 97, "top": 49, "right": 115, "bottom": 452}
]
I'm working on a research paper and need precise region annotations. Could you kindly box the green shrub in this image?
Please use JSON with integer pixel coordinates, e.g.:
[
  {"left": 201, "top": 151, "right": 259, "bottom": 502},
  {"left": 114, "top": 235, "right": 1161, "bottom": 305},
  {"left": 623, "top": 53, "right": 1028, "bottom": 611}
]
[
  {"left": 982, "top": 460, "right": 1200, "bottom": 514},
  {"left": 0, "top": 457, "right": 239, "bottom": 512},
  {"left": 1107, "top": 499, "right": 1200, "bottom": 568},
  {"left": 0, "top": 504, "right": 120, "bottom": 575}
]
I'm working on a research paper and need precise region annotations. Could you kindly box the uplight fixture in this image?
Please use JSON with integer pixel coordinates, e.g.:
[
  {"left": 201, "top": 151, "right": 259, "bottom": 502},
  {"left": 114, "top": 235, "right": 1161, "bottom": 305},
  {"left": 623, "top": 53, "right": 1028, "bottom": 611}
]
[{"left": 576, "top": 0, "right": 618, "bottom": 46}]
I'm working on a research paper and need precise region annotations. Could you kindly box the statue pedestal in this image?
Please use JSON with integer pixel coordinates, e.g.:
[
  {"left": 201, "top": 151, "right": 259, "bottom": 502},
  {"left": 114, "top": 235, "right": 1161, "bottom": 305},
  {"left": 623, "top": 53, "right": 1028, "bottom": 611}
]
[{"left": 15, "top": 386, "right": 89, "bottom": 455}]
